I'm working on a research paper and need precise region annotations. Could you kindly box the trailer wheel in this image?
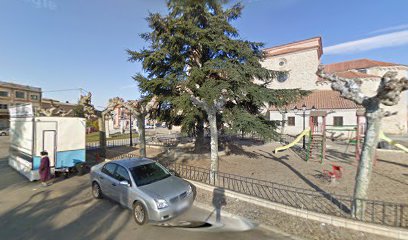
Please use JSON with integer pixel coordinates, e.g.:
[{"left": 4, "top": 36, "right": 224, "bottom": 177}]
[{"left": 92, "top": 182, "right": 103, "bottom": 199}]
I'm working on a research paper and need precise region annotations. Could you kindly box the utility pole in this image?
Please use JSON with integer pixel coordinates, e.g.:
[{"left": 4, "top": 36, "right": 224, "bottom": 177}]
[{"left": 129, "top": 110, "right": 133, "bottom": 146}]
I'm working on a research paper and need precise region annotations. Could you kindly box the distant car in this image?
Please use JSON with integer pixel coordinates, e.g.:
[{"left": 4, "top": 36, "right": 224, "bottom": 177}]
[
  {"left": 90, "top": 158, "right": 194, "bottom": 225},
  {"left": 145, "top": 125, "right": 154, "bottom": 129},
  {"left": 0, "top": 128, "right": 9, "bottom": 136}
]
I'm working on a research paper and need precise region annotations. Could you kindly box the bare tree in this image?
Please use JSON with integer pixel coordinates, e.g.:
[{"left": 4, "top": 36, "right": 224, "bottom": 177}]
[
  {"left": 79, "top": 93, "right": 116, "bottom": 157},
  {"left": 316, "top": 66, "right": 408, "bottom": 218},
  {"left": 95, "top": 96, "right": 158, "bottom": 158},
  {"left": 123, "top": 97, "right": 158, "bottom": 158},
  {"left": 36, "top": 100, "right": 73, "bottom": 117},
  {"left": 185, "top": 87, "right": 228, "bottom": 184}
]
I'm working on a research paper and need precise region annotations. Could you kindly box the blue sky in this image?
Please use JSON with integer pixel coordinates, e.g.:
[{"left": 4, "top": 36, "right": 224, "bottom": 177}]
[{"left": 1, "top": 0, "right": 407, "bottom": 107}]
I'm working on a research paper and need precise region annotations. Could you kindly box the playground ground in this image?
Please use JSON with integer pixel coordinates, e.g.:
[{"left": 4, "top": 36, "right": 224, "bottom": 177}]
[{"left": 100, "top": 138, "right": 408, "bottom": 204}]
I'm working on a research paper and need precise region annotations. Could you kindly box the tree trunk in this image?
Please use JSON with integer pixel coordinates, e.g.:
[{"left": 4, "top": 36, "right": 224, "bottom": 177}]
[
  {"left": 137, "top": 115, "right": 146, "bottom": 158},
  {"left": 195, "top": 118, "right": 205, "bottom": 152},
  {"left": 105, "top": 118, "right": 110, "bottom": 139},
  {"left": 280, "top": 112, "right": 286, "bottom": 142},
  {"left": 98, "top": 117, "right": 106, "bottom": 158},
  {"left": 352, "top": 103, "right": 382, "bottom": 219},
  {"left": 208, "top": 109, "right": 219, "bottom": 185}
]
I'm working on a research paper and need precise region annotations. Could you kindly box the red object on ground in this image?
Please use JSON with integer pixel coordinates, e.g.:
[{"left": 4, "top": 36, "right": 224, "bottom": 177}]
[{"left": 323, "top": 165, "right": 342, "bottom": 180}]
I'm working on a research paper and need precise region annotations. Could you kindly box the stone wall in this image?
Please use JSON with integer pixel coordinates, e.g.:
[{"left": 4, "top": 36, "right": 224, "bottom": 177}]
[{"left": 260, "top": 48, "right": 320, "bottom": 90}]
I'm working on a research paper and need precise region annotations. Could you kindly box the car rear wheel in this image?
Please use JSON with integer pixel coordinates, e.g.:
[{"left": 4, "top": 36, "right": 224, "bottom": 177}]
[
  {"left": 0, "top": 133, "right": 5, "bottom": 136},
  {"left": 92, "top": 182, "right": 102, "bottom": 199},
  {"left": 133, "top": 202, "right": 148, "bottom": 225}
]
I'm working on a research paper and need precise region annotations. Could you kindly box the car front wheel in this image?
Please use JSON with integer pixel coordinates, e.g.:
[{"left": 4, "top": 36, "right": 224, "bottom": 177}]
[
  {"left": 133, "top": 202, "right": 148, "bottom": 225},
  {"left": 92, "top": 182, "right": 102, "bottom": 199}
]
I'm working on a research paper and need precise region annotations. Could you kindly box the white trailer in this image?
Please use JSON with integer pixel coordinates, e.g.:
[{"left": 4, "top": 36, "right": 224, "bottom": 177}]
[{"left": 8, "top": 104, "right": 86, "bottom": 181}]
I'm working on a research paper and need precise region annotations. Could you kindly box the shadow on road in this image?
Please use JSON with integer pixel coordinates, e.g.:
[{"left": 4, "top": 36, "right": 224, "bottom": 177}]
[{"left": 0, "top": 177, "right": 131, "bottom": 240}]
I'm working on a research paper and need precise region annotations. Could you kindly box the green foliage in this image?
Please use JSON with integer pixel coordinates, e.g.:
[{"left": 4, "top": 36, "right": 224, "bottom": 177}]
[
  {"left": 87, "top": 119, "right": 99, "bottom": 131},
  {"left": 128, "top": 0, "right": 307, "bottom": 138},
  {"left": 72, "top": 104, "right": 85, "bottom": 118}
]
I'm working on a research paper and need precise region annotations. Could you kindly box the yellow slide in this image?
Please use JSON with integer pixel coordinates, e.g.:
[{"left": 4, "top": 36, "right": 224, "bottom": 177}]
[
  {"left": 379, "top": 131, "right": 408, "bottom": 153},
  {"left": 274, "top": 128, "right": 310, "bottom": 154}
]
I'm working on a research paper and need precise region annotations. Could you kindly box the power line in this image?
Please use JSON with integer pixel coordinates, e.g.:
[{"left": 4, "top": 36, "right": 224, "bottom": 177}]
[
  {"left": 42, "top": 88, "right": 89, "bottom": 93},
  {"left": 42, "top": 88, "right": 90, "bottom": 95}
]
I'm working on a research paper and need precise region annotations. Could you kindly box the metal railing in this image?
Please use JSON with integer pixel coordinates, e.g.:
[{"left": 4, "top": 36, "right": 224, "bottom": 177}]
[
  {"left": 167, "top": 163, "right": 407, "bottom": 228},
  {"left": 103, "top": 149, "right": 407, "bottom": 228},
  {"left": 86, "top": 138, "right": 139, "bottom": 150},
  {"left": 86, "top": 134, "right": 194, "bottom": 150}
]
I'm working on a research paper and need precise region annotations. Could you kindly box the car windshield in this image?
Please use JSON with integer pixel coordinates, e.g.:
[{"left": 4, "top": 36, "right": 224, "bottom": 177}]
[{"left": 130, "top": 162, "right": 171, "bottom": 186}]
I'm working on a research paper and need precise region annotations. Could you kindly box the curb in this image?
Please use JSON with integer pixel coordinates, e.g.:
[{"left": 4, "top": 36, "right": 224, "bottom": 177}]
[
  {"left": 188, "top": 180, "right": 408, "bottom": 240},
  {"left": 192, "top": 201, "right": 304, "bottom": 240}
]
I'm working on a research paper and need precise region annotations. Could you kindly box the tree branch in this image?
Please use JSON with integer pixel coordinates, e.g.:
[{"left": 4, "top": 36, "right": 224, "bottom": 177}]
[
  {"left": 183, "top": 86, "right": 208, "bottom": 111},
  {"left": 213, "top": 89, "right": 228, "bottom": 111},
  {"left": 316, "top": 65, "right": 368, "bottom": 105},
  {"left": 375, "top": 72, "right": 408, "bottom": 106}
]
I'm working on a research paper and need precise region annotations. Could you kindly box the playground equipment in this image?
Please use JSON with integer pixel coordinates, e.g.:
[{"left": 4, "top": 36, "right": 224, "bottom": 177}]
[
  {"left": 306, "top": 111, "right": 326, "bottom": 162},
  {"left": 379, "top": 131, "right": 408, "bottom": 153},
  {"left": 274, "top": 108, "right": 407, "bottom": 162},
  {"left": 274, "top": 128, "right": 310, "bottom": 153},
  {"left": 274, "top": 111, "right": 327, "bottom": 163},
  {"left": 323, "top": 164, "right": 343, "bottom": 180}
]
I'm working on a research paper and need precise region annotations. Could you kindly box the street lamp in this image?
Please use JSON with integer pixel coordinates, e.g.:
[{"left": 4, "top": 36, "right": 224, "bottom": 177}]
[{"left": 293, "top": 104, "right": 307, "bottom": 149}]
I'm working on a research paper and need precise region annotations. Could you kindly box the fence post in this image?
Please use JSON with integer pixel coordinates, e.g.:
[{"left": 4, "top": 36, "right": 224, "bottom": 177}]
[{"left": 381, "top": 202, "right": 385, "bottom": 225}]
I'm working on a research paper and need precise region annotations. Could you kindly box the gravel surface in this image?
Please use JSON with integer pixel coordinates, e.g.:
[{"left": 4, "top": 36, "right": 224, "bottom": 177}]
[{"left": 152, "top": 139, "right": 407, "bottom": 203}]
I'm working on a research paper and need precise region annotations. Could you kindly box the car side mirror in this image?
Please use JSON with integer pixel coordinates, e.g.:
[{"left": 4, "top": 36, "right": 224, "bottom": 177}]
[
  {"left": 168, "top": 170, "right": 176, "bottom": 176},
  {"left": 119, "top": 180, "right": 130, "bottom": 187}
]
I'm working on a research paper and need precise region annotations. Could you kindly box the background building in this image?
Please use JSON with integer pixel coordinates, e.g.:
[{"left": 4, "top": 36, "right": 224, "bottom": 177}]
[
  {"left": 0, "top": 81, "right": 42, "bottom": 129},
  {"left": 41, "top": 98, "right": 77, "bottom": 114},
  {"left": 264, "top": 37, "right": 408, "bottom": 136}
]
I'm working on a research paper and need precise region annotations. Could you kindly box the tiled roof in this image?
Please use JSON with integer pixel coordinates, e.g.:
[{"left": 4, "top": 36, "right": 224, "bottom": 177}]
[
  {"left": 265, "top": 47, "right": 316, "bottom": 57},
  {"left": 323, "top": 59, "right": 404, "bottom": 73},
  {"left": 263, "top": 37, "right": 323, "bottom": 58},
  {"left": 334, "top": 71, "right": 380, "bottom": 79},
  {"left": 317, "top": 71, "right": 380, "bottom": 82},
  {"left": 269, "top": 90, "right": 361, "bottom": 111}
]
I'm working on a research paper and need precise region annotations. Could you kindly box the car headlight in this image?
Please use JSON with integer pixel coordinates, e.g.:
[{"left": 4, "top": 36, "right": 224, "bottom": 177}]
[
  {"left": 186, "top": 185, "right": 193, "bottom": 196},
  {"left": 155, "top": 199, "right": 169, "bottom": 209}
]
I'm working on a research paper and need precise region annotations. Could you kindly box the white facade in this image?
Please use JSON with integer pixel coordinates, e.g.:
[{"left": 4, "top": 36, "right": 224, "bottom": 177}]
[
  {"left": 264, "top": 37, "right": 408, "bottom": 135},
  {"left": 270, "top": 109, "right": 359, "bottom": 137}
]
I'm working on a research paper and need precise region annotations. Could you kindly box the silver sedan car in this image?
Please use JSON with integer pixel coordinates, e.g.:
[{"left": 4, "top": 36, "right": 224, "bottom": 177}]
[{"left": 90, "top": 158, "right": 194, "bottom": 225}]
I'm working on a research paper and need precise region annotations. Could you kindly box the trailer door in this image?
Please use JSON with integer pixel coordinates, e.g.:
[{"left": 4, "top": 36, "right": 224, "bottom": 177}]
[{"left": 43, "top": 130, "right": 56, "bottom": 169}]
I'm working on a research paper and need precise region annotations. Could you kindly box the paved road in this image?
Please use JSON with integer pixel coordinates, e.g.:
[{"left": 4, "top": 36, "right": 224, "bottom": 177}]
[{"left": 0, "top": 136, "right": 292, "bottom": 240}]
